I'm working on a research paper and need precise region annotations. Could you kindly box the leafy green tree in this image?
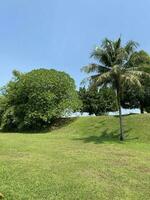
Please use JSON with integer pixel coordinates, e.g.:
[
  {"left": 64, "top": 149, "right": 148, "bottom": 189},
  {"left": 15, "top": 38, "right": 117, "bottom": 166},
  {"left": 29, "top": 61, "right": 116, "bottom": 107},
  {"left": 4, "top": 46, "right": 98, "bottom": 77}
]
[
  {"left": 121, "top": 51, "right": 150, "bottom": 113},
  {"left": 82, "top": 38, "right": 149, "bottom": 141},
  {"left": 127, "top": 50, "right": 150, "bottom": 68},
  {"left": 122, "top": 76, "right": 150, "bottom": 113},
  {"left": 79, "top": 87, "right": 117, "bottom": 115},
  {"left": 0, "top": 69, "right": 80, "bottom": 131}
]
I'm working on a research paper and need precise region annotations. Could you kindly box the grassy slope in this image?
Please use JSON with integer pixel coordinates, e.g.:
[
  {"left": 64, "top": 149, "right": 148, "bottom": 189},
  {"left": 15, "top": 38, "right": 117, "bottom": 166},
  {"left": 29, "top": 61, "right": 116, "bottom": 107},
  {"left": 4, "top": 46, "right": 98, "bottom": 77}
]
[{"left": 0, "top": 114, "right": 150, "bottom": 200}]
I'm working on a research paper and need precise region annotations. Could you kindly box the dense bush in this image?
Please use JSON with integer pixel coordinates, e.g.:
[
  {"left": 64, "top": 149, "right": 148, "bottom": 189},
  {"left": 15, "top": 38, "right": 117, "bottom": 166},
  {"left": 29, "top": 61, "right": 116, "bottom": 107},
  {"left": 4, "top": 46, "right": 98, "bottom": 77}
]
[{"left": 0, "top": 69, "right": 80, "bottom": 131}]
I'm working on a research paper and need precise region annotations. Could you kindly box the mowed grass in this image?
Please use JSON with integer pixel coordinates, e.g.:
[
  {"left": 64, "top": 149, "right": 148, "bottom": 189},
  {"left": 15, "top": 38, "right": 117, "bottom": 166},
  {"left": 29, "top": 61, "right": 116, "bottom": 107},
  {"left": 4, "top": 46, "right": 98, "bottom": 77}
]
[{"left": 0, "top": 114, "right": 150, "bottom": 200}]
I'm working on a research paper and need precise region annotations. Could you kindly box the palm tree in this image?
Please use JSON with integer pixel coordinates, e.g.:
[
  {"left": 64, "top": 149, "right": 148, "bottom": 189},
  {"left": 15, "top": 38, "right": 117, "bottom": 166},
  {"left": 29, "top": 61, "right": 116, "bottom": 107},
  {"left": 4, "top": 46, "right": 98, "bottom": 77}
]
[{"left": 82, "top": 38, "right": 149, "bottom": 141}]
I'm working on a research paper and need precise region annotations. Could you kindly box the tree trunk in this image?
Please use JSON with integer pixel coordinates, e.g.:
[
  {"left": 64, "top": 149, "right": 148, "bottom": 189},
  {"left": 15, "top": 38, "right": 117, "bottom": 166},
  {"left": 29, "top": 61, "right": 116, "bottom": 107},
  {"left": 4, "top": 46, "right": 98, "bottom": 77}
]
[
  {"left": 140, "top": 104, "right": 144, "bottom": 114},
  {"left": 116, "top": 91, "right": 124, "bottom": 141}
]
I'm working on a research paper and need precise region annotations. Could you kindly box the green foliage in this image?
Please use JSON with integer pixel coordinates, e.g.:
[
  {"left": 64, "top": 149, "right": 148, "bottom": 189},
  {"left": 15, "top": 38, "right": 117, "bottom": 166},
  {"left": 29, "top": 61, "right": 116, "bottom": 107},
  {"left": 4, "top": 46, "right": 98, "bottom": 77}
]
[
  {"left": 127, "top": 50, "right": 150, "bottom": 68},
  {"left": 122, "top": 76, "right": 150, "bottom": 112},
  {"left": 121, "top": 51, "right": 150, "bottom": 113},
  {"left": 145, "top": 106, "right": 150, "bottom": 113},
  {"left": 0, "top": 69, "right": 80, "bottom": 131},
  {"left": 79, "top": 87, "right": 117, "bottom": 115}
]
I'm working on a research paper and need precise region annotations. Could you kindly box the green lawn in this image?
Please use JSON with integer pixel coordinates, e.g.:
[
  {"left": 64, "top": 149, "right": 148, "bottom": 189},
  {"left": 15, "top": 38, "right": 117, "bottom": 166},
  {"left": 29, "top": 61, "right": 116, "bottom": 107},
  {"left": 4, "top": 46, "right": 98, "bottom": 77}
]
[{"left": 0, "top": 114, "right": 150, "bottom": 200}]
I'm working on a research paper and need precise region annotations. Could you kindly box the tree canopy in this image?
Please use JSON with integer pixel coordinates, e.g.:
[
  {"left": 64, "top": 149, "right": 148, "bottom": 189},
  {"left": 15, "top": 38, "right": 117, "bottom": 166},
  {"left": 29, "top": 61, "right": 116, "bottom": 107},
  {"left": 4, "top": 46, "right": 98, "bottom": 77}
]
[
  {"left": 0, "top": 69, "right": 80, "bottom": 131},
  {"left": 79, "top": 87, "right": 117, "bottom": 116},
  {"left": 121, "top": 50, "right": 150, "bottom": 113}
]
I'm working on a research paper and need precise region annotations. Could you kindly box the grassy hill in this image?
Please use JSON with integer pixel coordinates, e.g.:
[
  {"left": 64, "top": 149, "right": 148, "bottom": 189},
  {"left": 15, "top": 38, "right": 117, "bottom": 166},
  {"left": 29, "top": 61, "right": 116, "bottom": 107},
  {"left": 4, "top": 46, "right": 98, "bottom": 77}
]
[{"left": 0, "top": 114, "right": 150, "bottom": 200}]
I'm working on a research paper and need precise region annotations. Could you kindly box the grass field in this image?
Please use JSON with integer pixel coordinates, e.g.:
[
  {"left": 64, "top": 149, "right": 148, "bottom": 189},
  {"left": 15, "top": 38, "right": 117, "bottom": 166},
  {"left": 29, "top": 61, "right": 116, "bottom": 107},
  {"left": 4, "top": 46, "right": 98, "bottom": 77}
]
[{"left": 0, "top": 114, "right": 150, "bottom": 200}]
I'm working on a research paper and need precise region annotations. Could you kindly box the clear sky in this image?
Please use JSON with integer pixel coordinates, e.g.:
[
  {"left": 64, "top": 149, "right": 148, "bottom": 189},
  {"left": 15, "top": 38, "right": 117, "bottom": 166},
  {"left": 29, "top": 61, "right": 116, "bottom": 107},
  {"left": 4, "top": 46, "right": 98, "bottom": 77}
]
[{"left": 1, "top": 0, "right": 150, "bottom": 88}]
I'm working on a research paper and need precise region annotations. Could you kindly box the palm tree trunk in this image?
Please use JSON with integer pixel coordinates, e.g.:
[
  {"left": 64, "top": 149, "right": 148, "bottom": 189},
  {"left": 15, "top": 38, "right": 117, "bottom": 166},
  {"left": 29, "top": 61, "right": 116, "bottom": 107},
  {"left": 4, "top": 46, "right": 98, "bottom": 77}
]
[{"left": 116, "top": 90, "right": 124, "bottom": 141}]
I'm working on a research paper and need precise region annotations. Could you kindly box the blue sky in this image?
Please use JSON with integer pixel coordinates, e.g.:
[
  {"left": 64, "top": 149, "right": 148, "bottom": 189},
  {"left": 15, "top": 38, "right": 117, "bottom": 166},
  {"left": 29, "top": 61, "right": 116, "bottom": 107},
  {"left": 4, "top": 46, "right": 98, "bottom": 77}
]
[{"left": 1, "top": 0, "right": 150, "bottom": 88}]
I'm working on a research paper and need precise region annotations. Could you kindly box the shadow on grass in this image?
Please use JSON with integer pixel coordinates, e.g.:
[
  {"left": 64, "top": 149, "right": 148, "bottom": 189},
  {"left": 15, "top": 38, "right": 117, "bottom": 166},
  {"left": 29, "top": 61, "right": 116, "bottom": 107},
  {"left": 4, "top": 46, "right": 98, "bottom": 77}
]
[
  {"left": 74, "top": 128, "right": 138, "bottom": 144},
  {"left": 114, "top": 113, "right": 139, "bottom": 118},
  {"left": 0, "top": 117, "right": 78, "bottom": 134},
  {"left": 49, "top": 117, "right": 78, "bottom": 131}
]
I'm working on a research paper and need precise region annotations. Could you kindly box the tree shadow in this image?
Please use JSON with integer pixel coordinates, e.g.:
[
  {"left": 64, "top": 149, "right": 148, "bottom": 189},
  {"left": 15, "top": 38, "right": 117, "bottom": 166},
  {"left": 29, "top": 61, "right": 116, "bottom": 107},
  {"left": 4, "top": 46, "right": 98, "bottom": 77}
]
[
  {"left": 114, "top": 113, "right": 139, "bottom": 118},
  {"left": 0, "top": 117, "right": 78, "bottom": 134},
  {"left": 49, "top": 117, "right": 78, "bottom": 131},
  {"left": 74, "top": 128, "right": 138, "bottom": 144}
]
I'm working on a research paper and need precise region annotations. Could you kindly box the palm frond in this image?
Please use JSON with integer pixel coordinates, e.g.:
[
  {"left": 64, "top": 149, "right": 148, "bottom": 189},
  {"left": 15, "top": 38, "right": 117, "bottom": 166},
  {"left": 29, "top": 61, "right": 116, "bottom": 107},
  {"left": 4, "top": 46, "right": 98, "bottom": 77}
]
[
  {"left": 81, "top": 64, "right": 100, "bottom": 73},
  {"left": 121, "top": 74, "right": 142, "bottom": 88},
  {"left": 125, "top": 40, "right": 139, "bottom": 55},
  {"left": 96, "top": 71, "right": 112, "bottom": 86},
  {"left": 114, "top": 37, "right": 121, "bottom": 50},
  {"left": 138, "top": 65, "right": 150, "bottom": 73},
  {"left": 111, "top": 65, "right": 123, "bottom": 76},
  {"left": 127, "top": 70, "right": 150, "bottom": 78},
  {"left": 91, "top": 48, "right": 112, "bottom": 67},
  {"left": 81, "top": 64, "right": 111, "bottom": 74},
  {"left": 101, "top": 38, "right": 112, "bottom": 49}
]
